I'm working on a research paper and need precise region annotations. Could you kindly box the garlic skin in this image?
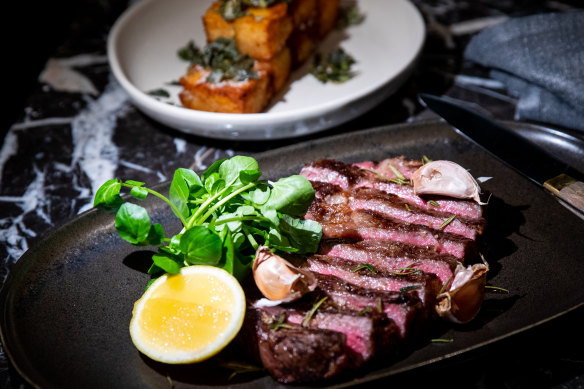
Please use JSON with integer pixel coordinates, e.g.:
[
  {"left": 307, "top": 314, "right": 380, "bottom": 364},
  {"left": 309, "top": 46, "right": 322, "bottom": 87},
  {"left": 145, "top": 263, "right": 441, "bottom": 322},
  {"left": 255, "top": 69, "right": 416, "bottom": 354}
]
[
  {"left": 253, "top": 246, "right": 317, "bottom": 302},
  {"left": 435, "top": 261, "right": 489, "bottom": 324},
  {"left": 412, "top": 160, "right": 484, "bottom": 204}
]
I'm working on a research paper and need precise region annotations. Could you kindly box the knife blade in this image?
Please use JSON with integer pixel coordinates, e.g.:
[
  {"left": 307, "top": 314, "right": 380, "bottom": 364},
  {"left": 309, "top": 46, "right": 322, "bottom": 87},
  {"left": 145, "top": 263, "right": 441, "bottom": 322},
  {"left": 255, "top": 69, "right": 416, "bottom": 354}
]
[{"left": 418, "top": 93, "right": 584, "bottom": 219}]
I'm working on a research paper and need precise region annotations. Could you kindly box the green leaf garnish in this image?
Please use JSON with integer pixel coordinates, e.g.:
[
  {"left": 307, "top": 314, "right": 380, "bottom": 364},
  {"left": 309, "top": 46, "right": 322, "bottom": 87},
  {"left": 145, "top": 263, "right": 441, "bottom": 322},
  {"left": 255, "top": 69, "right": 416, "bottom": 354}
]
[
  {"left": 178, "top": 38, "right": 258, "bottom": 83},
  {"left": 422, "top": 155, "right": 432, "bottom": 165},
  {"left": 94, "top": 155, "right": 322, "bottom": 285},
  {"left": 218, "top": 0, "right": 290, "bottom": 21},
  {"left": 93, "top": 179, "right": 122, "bottom": 211},
  {"left": 428, "top": 200, "right": 440, "bottom": 208},
  {"left": 115, "top": 203, "right": 152, "bottom": 245},
  {"left": 312, "top": 48, "right": 356, "bottom": 84},
  {"left": 147, "top": 88, "right": 170, "bottom": 98},
  {"left": 337, "top": 4, "right": 365, "bottom": 28}
]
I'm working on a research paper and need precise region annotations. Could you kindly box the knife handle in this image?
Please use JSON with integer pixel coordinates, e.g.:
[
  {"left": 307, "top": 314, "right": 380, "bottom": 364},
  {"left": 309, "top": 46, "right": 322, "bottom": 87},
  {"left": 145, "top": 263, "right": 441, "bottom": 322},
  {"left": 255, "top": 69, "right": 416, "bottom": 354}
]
[{"left": 544, "top": 174, "right": 584, "bottom": 220}]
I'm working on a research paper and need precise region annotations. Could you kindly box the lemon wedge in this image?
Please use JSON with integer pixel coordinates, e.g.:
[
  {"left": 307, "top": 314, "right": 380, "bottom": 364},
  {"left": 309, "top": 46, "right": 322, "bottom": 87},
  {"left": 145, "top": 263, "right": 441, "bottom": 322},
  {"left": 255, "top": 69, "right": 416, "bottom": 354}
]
[{"left": 129, "top": 265, "right": 246, "bottom": 364}]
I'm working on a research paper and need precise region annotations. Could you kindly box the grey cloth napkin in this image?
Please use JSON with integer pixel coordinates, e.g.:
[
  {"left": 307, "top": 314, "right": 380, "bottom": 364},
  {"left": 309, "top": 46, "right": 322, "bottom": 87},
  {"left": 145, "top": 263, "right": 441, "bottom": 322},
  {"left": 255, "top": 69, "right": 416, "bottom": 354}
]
[{"left": 464, "top": 11, "right": 584, "bottom": 132}]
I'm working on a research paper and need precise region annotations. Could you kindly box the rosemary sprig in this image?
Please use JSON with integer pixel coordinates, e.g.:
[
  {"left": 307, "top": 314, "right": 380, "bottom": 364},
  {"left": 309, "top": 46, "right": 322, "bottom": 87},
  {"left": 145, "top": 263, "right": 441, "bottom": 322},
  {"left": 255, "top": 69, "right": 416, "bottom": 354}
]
[
  {"left": 390, "top": 261, "right": 422, "bottom": 276},
  {"left": 220, "top": 361, "right": 265, "bottom": 380},
  {"left": 302, "top": 297, "right": 328, "bottom": 327},
  {"left": 268, "top": 314, "right": 293, "bottom": 331},
  {"left": 358, "top": 306, "right": 374, "bottom": 315},
  {"left": 428, "top": 200, "right": 440, "bottom": 208},
  {"left": 431, "top": 338, "right": 454, "bottom": 343},
  {"left": 377, "top": 298, "right": 383, "bottom": 313},
  {"left": 404, "top": 203, "right": 412, "bottom": 212},
  {"left": 388, "top": 165, "right": 406, "bottom": 181},
  {"left": 438, "top": 215, "right": 456, "bottom": 230},
  {"left": 439, "top": 275, "right": 453, "bottom": 294},
  {"left": 400, "top": 285, "right": 421, "bottom": 293},
  {"left": 422, "top": 155, "right": 432, "bottom": 165},
  {"left": 389, "top": 177, "right": 410, "bottom": 185},
  {"left": 352, "top": 263, "right": 377, "bottom": 274},
  {"left": 485, "top": 285, "right": 509, "bottom": 293},
  {"left": 359, "top": 167, "right": 410, "bottom": 185}
]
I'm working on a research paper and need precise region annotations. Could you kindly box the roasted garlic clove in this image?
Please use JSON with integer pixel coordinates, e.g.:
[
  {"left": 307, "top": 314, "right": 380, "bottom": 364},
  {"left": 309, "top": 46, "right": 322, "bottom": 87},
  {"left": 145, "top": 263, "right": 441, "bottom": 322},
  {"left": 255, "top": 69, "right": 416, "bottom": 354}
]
[
  {"left": 412, "top": 160, "right": 484, "bottom": 204},
  {"left": 253, "top": 246, "right": 317, "bottom": 302},
  {"left": 435, "top": 262, "right": 489, "bottom": 324}
]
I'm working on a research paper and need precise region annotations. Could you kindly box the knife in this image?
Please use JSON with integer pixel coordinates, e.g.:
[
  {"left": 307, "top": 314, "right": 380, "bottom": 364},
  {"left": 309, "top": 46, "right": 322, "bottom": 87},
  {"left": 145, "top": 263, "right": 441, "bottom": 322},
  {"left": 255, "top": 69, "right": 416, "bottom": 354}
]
[{"left": 418, "top": 93, "right": 584, "bottom": 219}]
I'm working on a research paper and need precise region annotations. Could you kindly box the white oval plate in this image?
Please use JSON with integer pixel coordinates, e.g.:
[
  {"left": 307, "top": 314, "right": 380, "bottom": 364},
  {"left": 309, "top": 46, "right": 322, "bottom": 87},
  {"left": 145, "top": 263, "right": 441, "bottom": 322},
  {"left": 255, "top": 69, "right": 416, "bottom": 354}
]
[{"left": 107, "top": 0, "right": 425, "bottom": 140}]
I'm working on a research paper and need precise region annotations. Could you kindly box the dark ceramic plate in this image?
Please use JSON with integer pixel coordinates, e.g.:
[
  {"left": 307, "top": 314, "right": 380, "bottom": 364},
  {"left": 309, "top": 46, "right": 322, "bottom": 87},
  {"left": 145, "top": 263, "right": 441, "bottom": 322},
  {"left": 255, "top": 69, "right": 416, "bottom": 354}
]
[{"left": 1, "top": 120, "right": 583, "bottom": 389}]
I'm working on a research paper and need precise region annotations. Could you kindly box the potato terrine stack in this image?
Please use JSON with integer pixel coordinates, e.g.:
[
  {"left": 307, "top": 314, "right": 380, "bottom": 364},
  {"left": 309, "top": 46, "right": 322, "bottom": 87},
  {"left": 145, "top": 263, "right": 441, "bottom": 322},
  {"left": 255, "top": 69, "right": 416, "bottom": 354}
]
[{"left": 179, "top": 0, "right": 340, "bottom": 113}]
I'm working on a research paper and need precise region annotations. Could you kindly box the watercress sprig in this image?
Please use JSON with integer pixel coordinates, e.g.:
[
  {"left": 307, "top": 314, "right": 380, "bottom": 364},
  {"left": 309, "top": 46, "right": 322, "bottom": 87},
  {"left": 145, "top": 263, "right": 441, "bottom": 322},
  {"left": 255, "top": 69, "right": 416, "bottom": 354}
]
[{"left": 94, "top": 155, "right": 322, "bottom": 286}]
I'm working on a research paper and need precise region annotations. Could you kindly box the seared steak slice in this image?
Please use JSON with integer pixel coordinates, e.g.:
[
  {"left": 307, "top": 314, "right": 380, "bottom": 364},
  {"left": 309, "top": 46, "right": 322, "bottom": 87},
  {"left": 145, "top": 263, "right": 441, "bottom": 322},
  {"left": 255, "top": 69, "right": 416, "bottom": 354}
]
[
  {"left": 300, "top": 159, "right": 367, "bottom": 190},
  {"left": 350, "top": 187, "right": 486, "bottom": 239},
  {"left": 353, "top": 156, "right": 423, "bottom": 180},
  {"left": 311, "top": 181, "right": 344, "bottom": 199},
  {"left": 319, "top": 239, "right": 459, "bottom": 283},
  {"left": 302, "top": 255, "right": 443, "bottom": 305},
  {"left": 258, "top": 304, "right": 399, "bottom": 366},
  {"left": 251, "top": 311, "right": 350, "bottom": 384},
  {"left": 312, "top": 208, "right": 477, "bottom": 260},
  {"left": 314, "top": 273, "right": 428, "bottom": 338},
  {"left": 309, "top": 183, "right": 485, "bottom": 240},
  {"left": 301, "top": 159, "right": 483, "bottom": 220}
]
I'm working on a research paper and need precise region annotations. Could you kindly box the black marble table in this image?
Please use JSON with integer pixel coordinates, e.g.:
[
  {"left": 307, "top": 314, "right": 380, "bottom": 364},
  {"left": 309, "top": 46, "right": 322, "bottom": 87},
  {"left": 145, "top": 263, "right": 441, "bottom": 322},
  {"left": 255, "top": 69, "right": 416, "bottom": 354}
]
[{"left": 2, "top": 1, "right": 583, "bottom": 388}]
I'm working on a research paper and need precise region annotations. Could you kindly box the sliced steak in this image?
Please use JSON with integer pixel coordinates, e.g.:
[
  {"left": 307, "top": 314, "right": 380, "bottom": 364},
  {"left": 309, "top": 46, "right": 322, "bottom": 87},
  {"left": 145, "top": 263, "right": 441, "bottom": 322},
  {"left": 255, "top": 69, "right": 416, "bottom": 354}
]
[
  {"left": 313, "top": 273, "right": 428, "bottom": 338},
  {"left": 300, "top": 159, "right": 367, "bottom": 190},
  {"left": 302, "top": 255, "right": 442, "bottom": 305},
  {"left": 353, "top": 156, "right": 423, "bottom": 180},
  {"left": 251, "top": 310, "right": 350, "bottom": 384},
  {"left": 310, "top": 182, "right": 485, "bottom": 240},
  {"left": 301, "top": 159, "right": 483, "bottom": 220},
  {"left": 258, "top": 304, "right": 399, "bottom": 366},
  {"left": 357, "top": 180, "right": 483, "bottom": 220},
  {"left": 311, "top": 181, "right": 344, "bottom": 199},
  {"left": 313, "top": 208, "right": 477, "bottom": 260},
  {"left": 350, "top": 187, "right": 486, "bottom": 239},
  {"left": 318, "top": 239, "right": 458, "bottom": 284}
]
